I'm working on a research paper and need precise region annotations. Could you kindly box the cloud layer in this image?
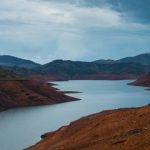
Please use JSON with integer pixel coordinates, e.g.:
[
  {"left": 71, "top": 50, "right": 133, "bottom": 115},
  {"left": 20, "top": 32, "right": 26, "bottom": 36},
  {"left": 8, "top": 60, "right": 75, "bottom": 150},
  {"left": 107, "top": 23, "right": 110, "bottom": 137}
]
[{"left": 0, "top": 0, "right": 149, "bottom": 63}]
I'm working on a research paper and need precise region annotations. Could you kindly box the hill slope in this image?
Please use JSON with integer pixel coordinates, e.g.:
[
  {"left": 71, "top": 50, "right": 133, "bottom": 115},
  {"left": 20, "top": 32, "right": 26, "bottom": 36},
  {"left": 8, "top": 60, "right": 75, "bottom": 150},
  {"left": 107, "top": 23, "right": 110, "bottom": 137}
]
[
  {"left": 1, "top": 53, "right": 150, "bottom": 80},
  {"left": 26, "top": 105, "right": 150, "bottom": 150},
  {"left": 130, "top": 73, "right": 150, "bottom": 87},
  {"left": 116, "top": 53, "right": 150, "bottom": 65},
  {"left": 0, "top": 66, "right": 22, "bottom": 80},
  {"left": 94, "top": 53, "right": 150, "bottom": 65},
  {"left": 0, "top": 67, "right": 77, "bottom": 111},
  {"left": 36, "top": 60, "right": 150, "bottom": 80},
  {"left": 0, "top": 80, "right": 77, "bottom": 111},
  {"left": 0, "top": 55, "right": 40, "bottom": 69},
  {"left": 93, "top": 59, "right": 115, "bottom": 64}
]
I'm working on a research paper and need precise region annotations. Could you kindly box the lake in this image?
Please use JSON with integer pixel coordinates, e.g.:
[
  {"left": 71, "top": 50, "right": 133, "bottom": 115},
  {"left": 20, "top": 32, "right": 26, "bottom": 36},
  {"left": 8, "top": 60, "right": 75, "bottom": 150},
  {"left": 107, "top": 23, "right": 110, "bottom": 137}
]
[{"left": 0, "top": 80, "right": 150, "bottom": 150}]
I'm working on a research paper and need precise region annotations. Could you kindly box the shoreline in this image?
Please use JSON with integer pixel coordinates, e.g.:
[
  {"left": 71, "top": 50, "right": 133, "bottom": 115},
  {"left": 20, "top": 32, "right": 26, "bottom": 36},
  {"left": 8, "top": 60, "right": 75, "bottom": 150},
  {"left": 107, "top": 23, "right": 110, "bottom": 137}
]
[
  {"left": 0, "top": 78, "right": 136, "bottom": 112},
  {"left": 0, "top": 79, "right": 79, "bottom": 112},
  {"left": 0, "top": 78, "right": 149, "bottom": 150},
  {"left": 26, "top": 104, "right": 150, "bottom": 150},
  {"left": 25, "top": 77, "right": 150, "bottom": 150}
]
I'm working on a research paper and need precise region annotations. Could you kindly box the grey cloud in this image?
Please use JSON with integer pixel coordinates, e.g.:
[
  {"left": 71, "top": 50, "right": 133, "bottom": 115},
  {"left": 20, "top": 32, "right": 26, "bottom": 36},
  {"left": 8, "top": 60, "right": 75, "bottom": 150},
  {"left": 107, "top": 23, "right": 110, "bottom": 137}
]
[
  {"left": 0, "top": 19, "right": 31, "bottom": 26},
  {"left": 39, "top": 0, "right": 150, "bottom": 24},
  {"left": 109, "top": 0, "right": 150, "bottom": 23},
  {"left": 0, "top": 0, "right": 149, "bottom": 63}
]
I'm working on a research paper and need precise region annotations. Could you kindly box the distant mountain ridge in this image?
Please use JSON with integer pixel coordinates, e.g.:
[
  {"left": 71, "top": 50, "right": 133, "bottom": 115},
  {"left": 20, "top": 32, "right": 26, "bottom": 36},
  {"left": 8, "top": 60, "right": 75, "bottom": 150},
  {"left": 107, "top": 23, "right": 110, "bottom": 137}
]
[
  {"left": 35, "top": 60, "right": 150, "bottom": 80},
  {"left": 40, "top": 59, "right": 149, "bottom": 75},
  {"left": 1, "top": 53, "right": 150, "bottom": 80},
  {"left": 116, "top": 53, "right": 150, "bottom": 65},
  {"left": 34, "top": 53, "right": 150, "bottom": 80},
  {"left": 94, "top": 53, "right": 150, "bottom": 65},
  {"left": 93, "top": 59, "right": 115, "bottom": 64},
  {"left": 0, "top": 55, "right": 40, "bottom": 69},
  {"left": 1, "top": 53, "right": 150, "bottom": 67}
]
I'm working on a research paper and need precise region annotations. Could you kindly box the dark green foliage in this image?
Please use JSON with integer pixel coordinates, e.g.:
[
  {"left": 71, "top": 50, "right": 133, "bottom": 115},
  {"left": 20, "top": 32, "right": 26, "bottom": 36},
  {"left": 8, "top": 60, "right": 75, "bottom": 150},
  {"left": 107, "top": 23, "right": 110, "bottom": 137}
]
[
  {"left": 36, "top": 60, "right": 150, "bottom": 76},
  {"left": 0, "top": 55, "right": 40, "bottom": 69},
  {"left": 0, "top": 67, "right": 23, "bottom": 80},
  {"left": 116, "top": 53, "right": 150, "bottom": 65}
]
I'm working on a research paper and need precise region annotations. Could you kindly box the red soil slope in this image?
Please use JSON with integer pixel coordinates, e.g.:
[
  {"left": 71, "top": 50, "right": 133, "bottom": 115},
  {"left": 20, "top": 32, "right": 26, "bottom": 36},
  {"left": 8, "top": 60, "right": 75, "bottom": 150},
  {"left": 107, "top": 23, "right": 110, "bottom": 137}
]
[
  {"left": 0, "top": 80, "right": 77, "bottom": 111},
  {"left": 26, "top": 105, "right": 150, "bottom": 150},
  {"left": 130, "top": 73, "right": 150, "bottom": 87}
]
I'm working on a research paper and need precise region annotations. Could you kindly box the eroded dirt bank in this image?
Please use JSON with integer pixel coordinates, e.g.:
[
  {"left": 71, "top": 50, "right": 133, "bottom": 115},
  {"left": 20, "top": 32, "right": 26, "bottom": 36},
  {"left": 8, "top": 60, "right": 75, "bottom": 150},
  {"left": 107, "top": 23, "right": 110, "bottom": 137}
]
[
  {"left": 130, "top": 73, "right": 150, "bottom": 87},
  {"left": 26, "top": 105, "right": 150, "bottom": 150},
  {"left": 0, "top": 79, "right": 77, "bottom": 111}
]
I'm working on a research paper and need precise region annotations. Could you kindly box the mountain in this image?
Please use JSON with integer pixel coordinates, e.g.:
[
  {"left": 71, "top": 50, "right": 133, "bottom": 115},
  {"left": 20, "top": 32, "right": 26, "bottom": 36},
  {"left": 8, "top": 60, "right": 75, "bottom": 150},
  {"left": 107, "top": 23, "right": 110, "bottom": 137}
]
[
  {"left": 1, "top": 53, "right": 150, "bottom": 80},
  {"left": 36, "top": 59, "right": 150, "bottom": 80},
  {"left": 93, "top": 59, "right": 115, "bottom": 64},
  {"left": 116, "top": 53, "right": 150, "bottom": 65},
  {"left": 0, "top": 55, "right": 40, "bottom": 69},
  {"left": 94, "top": 53, "right": 150, "bottom": 65}
]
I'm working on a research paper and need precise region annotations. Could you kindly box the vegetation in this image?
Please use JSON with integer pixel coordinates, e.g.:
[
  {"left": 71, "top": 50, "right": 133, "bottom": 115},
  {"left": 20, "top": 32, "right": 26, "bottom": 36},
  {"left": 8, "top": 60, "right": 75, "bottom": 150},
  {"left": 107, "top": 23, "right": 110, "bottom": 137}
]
[{"left": 0, "top": 67, "right": 24, "bottom": 80}]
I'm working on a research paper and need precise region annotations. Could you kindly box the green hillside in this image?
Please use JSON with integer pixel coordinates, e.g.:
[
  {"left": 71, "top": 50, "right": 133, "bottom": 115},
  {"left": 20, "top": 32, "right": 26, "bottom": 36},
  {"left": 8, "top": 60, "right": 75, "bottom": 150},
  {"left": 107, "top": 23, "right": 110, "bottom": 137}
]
[{"left": 0, "top": 67, "right": 23, "bottom": 80}]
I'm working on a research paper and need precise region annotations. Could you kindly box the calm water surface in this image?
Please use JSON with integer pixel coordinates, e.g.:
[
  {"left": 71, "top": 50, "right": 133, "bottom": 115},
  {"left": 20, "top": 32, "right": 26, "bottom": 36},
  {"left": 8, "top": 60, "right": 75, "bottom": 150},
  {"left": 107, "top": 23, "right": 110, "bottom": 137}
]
[{"left": 0, "top": 80, "right": 150, "bottom": 150}]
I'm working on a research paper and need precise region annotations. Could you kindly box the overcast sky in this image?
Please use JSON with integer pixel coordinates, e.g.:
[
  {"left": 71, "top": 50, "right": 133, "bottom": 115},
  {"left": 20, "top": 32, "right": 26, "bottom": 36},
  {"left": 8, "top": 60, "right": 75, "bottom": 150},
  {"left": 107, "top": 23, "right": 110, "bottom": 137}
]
[{"left": 0, "top": 0, "right": 150, "bottom": 64}]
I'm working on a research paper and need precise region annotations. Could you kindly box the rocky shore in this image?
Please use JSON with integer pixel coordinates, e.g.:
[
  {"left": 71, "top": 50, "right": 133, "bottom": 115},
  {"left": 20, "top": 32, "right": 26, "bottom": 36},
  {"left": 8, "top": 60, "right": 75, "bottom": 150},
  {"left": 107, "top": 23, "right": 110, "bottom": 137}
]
[
  {"left": 0, "top": 79, "right": 78, "bottom": 111},
  {"left": 26, "top": 105, "right": 150, "bottom": 150}
]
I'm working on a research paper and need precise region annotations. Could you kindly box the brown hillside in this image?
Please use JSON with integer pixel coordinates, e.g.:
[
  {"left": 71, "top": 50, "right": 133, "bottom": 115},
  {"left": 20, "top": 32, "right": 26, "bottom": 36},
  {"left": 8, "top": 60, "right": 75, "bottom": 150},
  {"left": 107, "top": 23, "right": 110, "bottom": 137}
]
[
  {"left": 0, "top": 80, "right": 77, "bottom": 111},
  {"left": 130, "top": 73, "right": 150, "bottom": 87},
  {"left": 26, "top": 105, "right": 150, "bottom": 150}
]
